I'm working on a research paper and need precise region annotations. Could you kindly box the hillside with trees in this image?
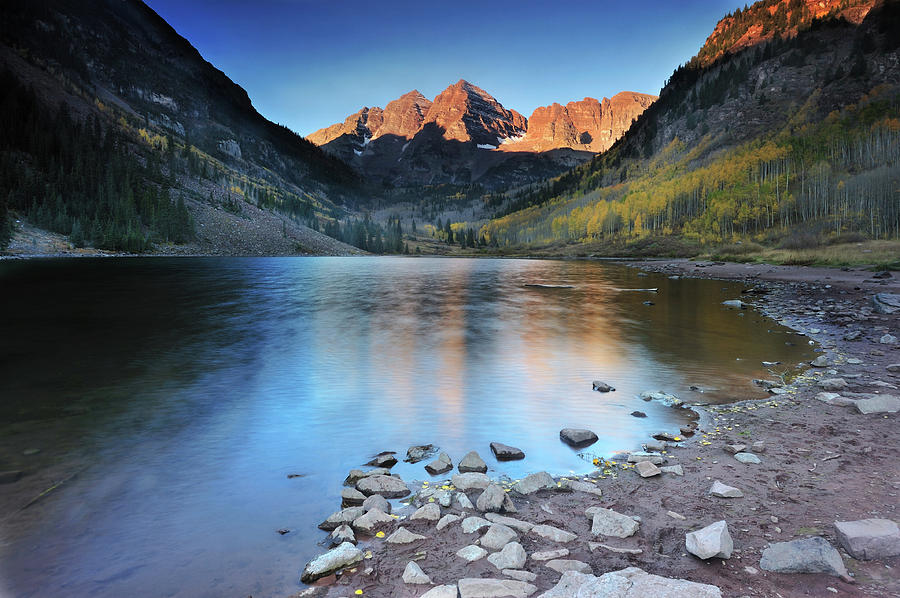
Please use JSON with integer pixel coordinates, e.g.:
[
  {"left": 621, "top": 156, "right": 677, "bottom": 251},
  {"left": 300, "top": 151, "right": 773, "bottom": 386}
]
[{"left": 480, "top": 1, "right": 900, "bottom": 251}]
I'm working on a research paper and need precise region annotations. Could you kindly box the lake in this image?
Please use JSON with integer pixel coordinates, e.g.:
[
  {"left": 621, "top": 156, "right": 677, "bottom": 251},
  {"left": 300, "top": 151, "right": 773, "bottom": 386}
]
[{"left": 0, "top": 257, "right": 814, "bottom": 598}]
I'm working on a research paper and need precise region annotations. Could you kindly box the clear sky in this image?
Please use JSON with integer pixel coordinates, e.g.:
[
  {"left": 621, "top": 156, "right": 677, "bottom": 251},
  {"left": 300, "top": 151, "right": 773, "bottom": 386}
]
[{"left": 144, "top": 0, "right": 746, "bottom": 137}]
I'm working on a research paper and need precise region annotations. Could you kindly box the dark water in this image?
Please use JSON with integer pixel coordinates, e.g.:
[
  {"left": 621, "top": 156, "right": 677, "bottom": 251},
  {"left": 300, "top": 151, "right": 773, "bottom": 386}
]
[{"left": 0, "top": 257, "right": 814, "bottom": 598}]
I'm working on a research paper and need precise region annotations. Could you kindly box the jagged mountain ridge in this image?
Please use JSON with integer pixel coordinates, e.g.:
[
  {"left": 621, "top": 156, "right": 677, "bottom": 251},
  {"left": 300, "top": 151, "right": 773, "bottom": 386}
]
[{"left": 308, "top": 80, "right": 656, "bottom": 188}]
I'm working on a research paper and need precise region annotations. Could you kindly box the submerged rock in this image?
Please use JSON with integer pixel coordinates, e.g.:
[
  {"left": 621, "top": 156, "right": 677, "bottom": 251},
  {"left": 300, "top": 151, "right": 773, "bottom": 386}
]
[
  {"left": 458, "top": 451, "right": 488, "bottom": 473},
  {"left": 559, "top": 428, "right": 598, "bottom": 447},
  {"left": 490, "top": 442, "right": 525, "bottom": 461},
  {"left": 425, "top": 452, "right": 453, "bottom": 475},
  {"left": 592, "top": 380, "right": 615, "bottom": 392},
  {"left": 365, "top": 451, "right": 397, "bottom": 468},
  {"left": 405, "top": 444, "right": 437, "bottom": 463}
]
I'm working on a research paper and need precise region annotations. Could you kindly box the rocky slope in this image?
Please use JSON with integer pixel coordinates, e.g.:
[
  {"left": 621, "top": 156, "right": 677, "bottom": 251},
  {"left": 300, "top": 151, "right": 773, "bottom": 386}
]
[{"left": 309, "top": 81, "right": 654, "bottom": 188}]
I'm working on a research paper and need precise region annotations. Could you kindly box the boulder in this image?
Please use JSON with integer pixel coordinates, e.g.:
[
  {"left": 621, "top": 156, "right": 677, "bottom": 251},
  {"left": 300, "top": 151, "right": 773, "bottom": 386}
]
[
  {"left": 490, "top": 442, "right": 525, "bottom": 461},
  {"left": 559, "top": 428, "right": 598, "bottom": 447},
  {"left": 362, "top": 494, "right": 390, "bottom": 514},
  {"left": 477, "top": 483, "right": 508, "bottom": 513},
  {"left": 759, "top": 537, "right": 848, "bottom": 578},
  {"left": 855, "top": 395, "right": 900, "bottom": 414},
  {"left": 834, "top": 518, "right": 900, "bottom": 560},
  {"left": 421, "top": 586, "right": 459, "bottom": 598},
  {"left": 481, "top": 523, "right": 519, "bottom": 550},
  {"left": 406, "top": 444, "right": 437, "bottom": 463},
  {"left": 365, "top": 451, "right": 398, "bottom": 468},
  {"left": 437, "top": 514, "right": 461, "bottom": 531},
  {"left": 357, "top": 474, "right": 410, "bottom": 498},
  {"left": 545, "top": 559, "right": 592, "bottom": 575},
  {"left": 537, "top": 568, "right": 722, "bottom": 598},
  {"left": 341, "top": 487, "right": 366, "bottom": 507},
  {"left": 385, "top": 526, "right": 427, "bottom": 544},
  {"left": 487, "top": 541, "right": 527, "bottom": 570},
  {"left": 592, "top": 381, "right": 615, "bottom": 392},
  {"left": 459, "top": 451, "right": 488, "bottom": 473},
  {"left": 411, "top": 502, "right": 441, "bottom": 522},
  {"left": 352, "top": 507, "right": 394, "bottom": 535},
  {"left": 318, "top": 507, "right": 366, "bottom": 531},
  {"left": 452, "top": 472, "right": 492, "bottom": 491},
  {"left": 587, "top": 506, "right": 639, "bottom": 538},
  {"left": 458, "top": 578, "right": 537, "bottom": 598},
  {"left": 485, "top": 513, "right": 534, "bottom": 533},
  {"left": 734, "top": 452, "right": 761, "bottom": 464},
  {"left": 402, "top": 561, "right": 432, "bottom": 584},
  {"left": 462, "top": 516, "right": 493, "bottom": 534},
  {"left": 709, "top": 481, "right": 743, "bottom": 498},
  {"left": 457, "top": 544, "right": 489, "bottom": 562},
  {"left": 513, "top": 471, "right": 556, "bottom": 495},
  {"left": 300, "top": 542, "right": 363, "bottom": 583},
  {"left": 635, "top": 461, "right": 661, "bottom": 477},
  {"left": 531, "top": 524, "right": 577, "bottom": 543},
  {"left": 686, "top": 520, "right": 733, "bottom": 560},
  {"left": 425, "top": 452, "right": 453, "bottom": 475}
]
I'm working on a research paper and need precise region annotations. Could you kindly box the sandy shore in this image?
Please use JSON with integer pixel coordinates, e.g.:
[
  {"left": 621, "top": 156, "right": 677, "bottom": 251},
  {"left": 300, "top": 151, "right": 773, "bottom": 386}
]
[{"left": 298, "top": 260, "right": 899, "bottom": 598}]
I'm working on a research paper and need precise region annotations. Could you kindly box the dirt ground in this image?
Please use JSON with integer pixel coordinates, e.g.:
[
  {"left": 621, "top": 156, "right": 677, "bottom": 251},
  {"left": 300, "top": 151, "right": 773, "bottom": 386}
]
[{"left": 303, "top": 259, "right": 899, "bottom": 598}]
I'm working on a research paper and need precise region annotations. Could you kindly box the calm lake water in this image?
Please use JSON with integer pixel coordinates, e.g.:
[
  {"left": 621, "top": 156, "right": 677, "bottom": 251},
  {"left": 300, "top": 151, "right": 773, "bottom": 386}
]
[{"left": 0, "top": 257, "right": 814, "bottom": 598}]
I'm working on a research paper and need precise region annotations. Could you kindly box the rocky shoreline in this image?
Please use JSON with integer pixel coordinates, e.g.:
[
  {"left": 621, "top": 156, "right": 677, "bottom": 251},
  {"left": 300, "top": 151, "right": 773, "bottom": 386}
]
[{"left": 290, "top": 260, "right": 899, "bottom": 598}]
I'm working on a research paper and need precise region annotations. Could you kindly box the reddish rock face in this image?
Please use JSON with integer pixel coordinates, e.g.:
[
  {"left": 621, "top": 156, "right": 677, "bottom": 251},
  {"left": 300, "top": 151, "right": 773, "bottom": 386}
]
[
  {"left": 375, "top": 90, "right": 432, "bottom": 140},
  {"left": 422, "top": 79, "right": 526, "bottom": 146},
  {"left": 503, "top": 92, "right": 657, "bottom": 153},
  {"left": 306, "top": 106, "right": 382, "bottom": 146}
]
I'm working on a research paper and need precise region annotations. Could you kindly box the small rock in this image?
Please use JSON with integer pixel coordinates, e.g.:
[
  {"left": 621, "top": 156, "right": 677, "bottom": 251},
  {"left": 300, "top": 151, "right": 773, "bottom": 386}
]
[
  {"left": 385, "top": 527, "right": 427, "bottom": 544},
  {"left": 352, "top": 507, "right": 394, "bottom": 535},
  {"left": 362, "top": 494, "right": 390, "bottom": 514},
  {"left": 487, "top": 541, "right": 527, "bottom": 570},
  {"left": 722, "top": 299, "right": 746, "bottom": 309},
  {"left": 667, "top": 510, "right": 686, "bottom": 520},
  {"left": 588, "top": 543, "right": 642, "bottom": 555},
  {"left": 545, "top": 559, "right": 592, "bottom": 575},
  {"left": 834, "top": 518, "right": 900, "bottom": 560},
  {"left": 356, "top": 475, "right": 410, "bottom": 498},
  {"left": 640, "top": 390, "right": 682, "bottom": 406},
  {"left": 452, "top": 472, "right": 491, "bottom": 491},
  {"left": 559, "top": 428, "right": 598, "bottom": 447},
  {"left": 686, "top": 520, "right": 733, "bottom": 560},
  {"left": 587, "top": 507, "right": 639, "bottom": 538},
  {"left": 490, "top": 442, "right": 525, "bottom": 461},
  {"left": 503, "top": 569, "right": 538, "bottom": 582},
  {"left": 341, "top": 487, "right": 366, "bottom": 507},
  {"left": 734, "top": 452, "right": 761, "bottom": 464},
  {"left": 402, "top": 561, "right": 432, "bottom": 584},
  {"left": 411, "top": 503, "right": 441, "bottom": 522},
  {"left": 819, "top": 378, "right": 849, "bottom": 392},
  {"left": 462, "top": 516, "right": 493, "bottom": 533},
  {"left": 456, "top": 492, "right": 476, "bottom": 510},
  {"left": 531, "top": 549, "right": 569, "bottom": 561},
  {"left": 855, "top": 395, "right": 900, "bottom": 414},
  {"left": 481, "top": 524, "right": 519, "bottom": 550},
  {"left": 643, "top": 440, "right": 667, "bottom": 451},
  {"left": 592, "top": 381, "right": 615, "bottom": 392},
  {"left": 476, "top": 483, "right": 508, "bottom": 513},
  {"left": 631, "top": 411, "right": 647, "bottom": 418},
  {"left": 660, "top": 464, "right": 684, "bottom": 476},
  {"left": 886, "top": 363, "right": 900, "bottom": 373},
  {"left": 277, "top": 528, "right": 290, "bottom": 535},
  {"left": 420, "top": 586, "right": 458, "bottom": 598},
  {"left": 880, "top": 334, "right": 898, "bottom": 345},
  {"left": 531, "top": 524, "right": 577, "bottom": 543},
  {"left": 457, "top": 544, "right": 489, "bottom": 562},
  {"left": 457, "top": 578, "right": 536, "bottom": 598},
  {"left": 635, "top": 461, "right": 661, "bottom": 477},
  {"left": 300, "top": 542, "right": 363, "bottom": 583},
  {"left": 425, "top": 452, "right": 453, "bottom": 475},
  {"left": 458, "top": 451, "right": 488, "bottom": 473},
  {"left": 627, "top": 452, "right": 664, "bottom": 465},
  {"left": 319, "top": 507, "right": 366, "bottom": 531},
  {"left": 406, "top": 444, "right": 437, "bottom": 463},
  {"left": 723, "top": 443, "right": 746, "bottom": 454},
  {"left": 513, "top": 471, "right": 556, "bottom": 495},
  {"left": 365, "top": 451, "right": 398, "bottom": 468},
  {"left": 437, "top": 514, "right": 461, "bottom": 531},
  {"left": 558, "top": 479, "right": 603, "bottom": 496},
  {"left": 844, "top": 330, "right": 862, "bottom": 341},
  {"left": 759, "top": 537, "right": 848, "bottom": 578},
  {"left": 709, "top": 480, "right": 743, "bottom": 498},
  {"left": 484, "top": 513, "right": 534, "bottom": 532},
  {"left": 810, "top": 355, "right": 829, "bottom": 368},
  {"left": 330, "top": 524, "right": 355, "bottom": 545},
  {"left": 0, "top": 471, "right": 22, "bottom": 485}
]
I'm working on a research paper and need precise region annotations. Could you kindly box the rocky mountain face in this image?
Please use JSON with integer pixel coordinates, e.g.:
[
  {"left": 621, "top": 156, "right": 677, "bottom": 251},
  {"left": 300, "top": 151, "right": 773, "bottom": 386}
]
[
  {"left": 695, "top": 0, "right": 877, "bottom": 67},
  {"left": 309, "top": 81, "right": 655, "bottom": 188},
  {"left": 503, "top": 92, "right": 657, "bottom": 153}
]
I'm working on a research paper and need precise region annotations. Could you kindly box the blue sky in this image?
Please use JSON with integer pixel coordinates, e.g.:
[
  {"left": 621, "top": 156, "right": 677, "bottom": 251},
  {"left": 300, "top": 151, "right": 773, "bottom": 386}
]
[{"left": 145, "top": 0, "right": 747, "bottom": 136}]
